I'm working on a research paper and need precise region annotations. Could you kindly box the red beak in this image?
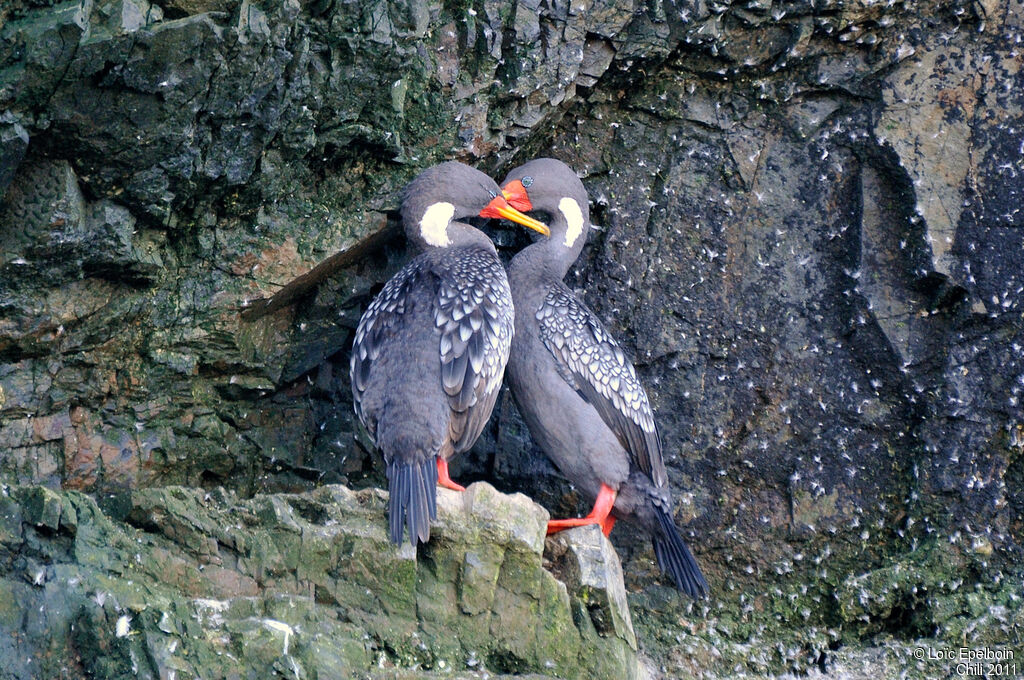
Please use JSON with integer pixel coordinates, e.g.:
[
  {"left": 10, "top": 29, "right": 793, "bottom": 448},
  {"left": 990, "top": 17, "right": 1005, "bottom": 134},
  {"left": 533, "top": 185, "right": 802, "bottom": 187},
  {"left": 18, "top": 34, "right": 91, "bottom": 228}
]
[{"left": 501, "top": 179, "right": 533, "bottom": 212}]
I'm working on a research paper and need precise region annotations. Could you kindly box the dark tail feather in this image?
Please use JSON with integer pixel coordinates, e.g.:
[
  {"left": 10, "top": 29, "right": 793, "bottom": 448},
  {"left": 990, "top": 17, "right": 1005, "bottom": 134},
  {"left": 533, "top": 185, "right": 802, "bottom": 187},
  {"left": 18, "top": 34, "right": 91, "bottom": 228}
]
[
  {"left": 386, "top": 457, "right": 437, "bottom": 546},
  {"left": 652, "top": 504, "right": 709, "bottom": 599}
]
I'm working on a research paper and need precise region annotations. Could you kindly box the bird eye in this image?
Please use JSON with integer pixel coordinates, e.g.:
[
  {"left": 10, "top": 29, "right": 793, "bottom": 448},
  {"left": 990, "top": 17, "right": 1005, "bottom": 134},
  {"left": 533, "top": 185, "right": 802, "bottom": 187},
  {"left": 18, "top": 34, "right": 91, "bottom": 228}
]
[
  {"left": 521, "top": 176, "right": 534, "bottom": 188},
  {"left": 487, "top": 189, "right": 498, "bottom": 199}
]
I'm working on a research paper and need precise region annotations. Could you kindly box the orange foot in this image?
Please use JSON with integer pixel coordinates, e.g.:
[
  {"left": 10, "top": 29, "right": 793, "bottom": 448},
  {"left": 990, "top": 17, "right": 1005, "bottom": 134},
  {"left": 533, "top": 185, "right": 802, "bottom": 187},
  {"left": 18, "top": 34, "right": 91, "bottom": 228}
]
[
  {"left": 436, "top": 457, "right": 465, "bottom": 492},
  {"left": 546, "top": 483, "right": 617, "bottom": 536}
]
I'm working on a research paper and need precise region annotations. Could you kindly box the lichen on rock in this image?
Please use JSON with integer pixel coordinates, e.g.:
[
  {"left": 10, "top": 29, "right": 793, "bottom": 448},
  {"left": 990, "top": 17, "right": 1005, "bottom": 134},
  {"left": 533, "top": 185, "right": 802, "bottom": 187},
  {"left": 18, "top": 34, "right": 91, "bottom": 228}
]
[{"left": 0, "top": 481, "right": 644, "bottom": 679}]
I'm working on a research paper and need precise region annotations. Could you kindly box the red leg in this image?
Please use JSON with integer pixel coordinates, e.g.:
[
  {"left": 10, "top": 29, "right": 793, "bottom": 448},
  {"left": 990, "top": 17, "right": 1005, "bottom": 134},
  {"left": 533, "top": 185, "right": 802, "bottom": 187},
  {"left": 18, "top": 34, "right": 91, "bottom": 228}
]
[
  {"left": 436, "top": 457, "right": 465, "bottom": 492},
  {"left": 600, "top": 515, "right": 617, "bottom": 537},
  {"left": 547, "top": 484, "right": 617, "bottom": 535}
]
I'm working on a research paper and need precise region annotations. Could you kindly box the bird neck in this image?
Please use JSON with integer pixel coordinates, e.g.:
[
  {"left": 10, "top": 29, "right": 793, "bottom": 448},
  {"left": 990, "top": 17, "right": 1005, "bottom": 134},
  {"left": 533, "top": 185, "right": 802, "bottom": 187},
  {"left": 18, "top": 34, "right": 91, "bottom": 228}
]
[
  {"left": 510, "top": 211, "right": 584, "bottom": 283},
  {"left": 449, "top": 222, "right": 498, "bottom": 252},
  {"left": 408, "top": 219, "right": 496, "bottom": 255}
]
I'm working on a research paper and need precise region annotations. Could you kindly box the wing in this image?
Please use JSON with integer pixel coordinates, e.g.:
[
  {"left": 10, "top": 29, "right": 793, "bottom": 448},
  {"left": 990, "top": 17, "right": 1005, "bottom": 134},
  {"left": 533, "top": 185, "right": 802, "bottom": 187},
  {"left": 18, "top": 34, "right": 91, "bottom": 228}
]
[
  {"left": 433, "top": 247, "right": 514, "bottom": 453},
  {"left": 536, "top": 285, "right": 667, "bottom": 487},
  {"left": 349, "top": 259, "right": 426, "bottom": 439}
]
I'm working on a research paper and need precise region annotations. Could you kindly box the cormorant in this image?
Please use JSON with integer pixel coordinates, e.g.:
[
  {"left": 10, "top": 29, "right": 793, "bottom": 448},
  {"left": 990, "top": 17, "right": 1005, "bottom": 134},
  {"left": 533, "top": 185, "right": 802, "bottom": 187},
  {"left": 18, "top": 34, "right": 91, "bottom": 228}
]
[
  {"left": 351, "top": 161, "right": 550, "bottom": 546},
  {"left": 501, "top": 158, "right": 708, "bottom": 598}
]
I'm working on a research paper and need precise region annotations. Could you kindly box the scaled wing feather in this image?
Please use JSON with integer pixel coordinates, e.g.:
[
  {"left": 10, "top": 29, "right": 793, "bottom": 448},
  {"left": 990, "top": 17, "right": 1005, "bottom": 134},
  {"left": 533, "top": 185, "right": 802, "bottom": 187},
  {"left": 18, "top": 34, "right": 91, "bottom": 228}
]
[
  {"left": 536, "top": 285, "right": 667, "bottom": 487},
  {"left": 349, "top": 261, "right": 426, "bottom": 439},
  {"left": 434, "top": 248, "right": 514, "bottom": 453}
]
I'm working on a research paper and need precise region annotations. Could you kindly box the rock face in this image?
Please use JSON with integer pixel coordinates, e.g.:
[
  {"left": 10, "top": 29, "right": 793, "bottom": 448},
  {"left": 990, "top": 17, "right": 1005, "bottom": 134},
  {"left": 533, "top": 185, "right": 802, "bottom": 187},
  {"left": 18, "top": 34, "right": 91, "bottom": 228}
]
[
  {"left": 1, "top": 0, "right": 1022, "bottom": 677},
  {"left": 0, "top": 481, "right": 641, "bottom": 679}
]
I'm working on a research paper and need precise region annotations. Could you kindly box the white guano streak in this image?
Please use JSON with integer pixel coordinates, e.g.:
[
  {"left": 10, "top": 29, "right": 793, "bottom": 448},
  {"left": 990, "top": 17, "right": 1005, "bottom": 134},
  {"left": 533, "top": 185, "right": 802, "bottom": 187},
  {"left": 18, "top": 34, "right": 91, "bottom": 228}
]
[
  {"left": 420, "top": 202, "right": 455, "bottom": 246},
  {"left": 559, "top": 197, "right": 584, "bottom": 248}
]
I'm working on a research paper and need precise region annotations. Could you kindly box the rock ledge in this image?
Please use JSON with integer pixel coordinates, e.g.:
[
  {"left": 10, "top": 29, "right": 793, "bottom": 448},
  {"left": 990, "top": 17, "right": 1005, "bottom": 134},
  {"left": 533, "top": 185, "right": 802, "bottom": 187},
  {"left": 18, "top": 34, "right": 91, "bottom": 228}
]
[{"left": 0, "top": 481, "right": 642, "bottom": 679}]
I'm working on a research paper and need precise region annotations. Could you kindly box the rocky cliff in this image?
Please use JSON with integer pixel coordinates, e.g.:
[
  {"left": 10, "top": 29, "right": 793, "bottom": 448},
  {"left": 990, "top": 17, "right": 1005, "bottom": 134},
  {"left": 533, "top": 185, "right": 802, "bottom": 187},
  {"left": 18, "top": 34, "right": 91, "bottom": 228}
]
[{"left": 1, "top": 0, "right": 1022, "bottom": 677}]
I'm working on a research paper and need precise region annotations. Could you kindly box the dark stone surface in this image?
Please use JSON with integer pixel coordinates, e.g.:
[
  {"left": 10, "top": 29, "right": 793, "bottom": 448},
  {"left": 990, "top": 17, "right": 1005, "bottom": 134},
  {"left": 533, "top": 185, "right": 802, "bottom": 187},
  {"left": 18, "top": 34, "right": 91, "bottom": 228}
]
[
  {"left": 0, "top": 120, "right": 29, "bottom": 195},
  {"left": 1, "top": 0, "right": 1022, "bottom": 676}
]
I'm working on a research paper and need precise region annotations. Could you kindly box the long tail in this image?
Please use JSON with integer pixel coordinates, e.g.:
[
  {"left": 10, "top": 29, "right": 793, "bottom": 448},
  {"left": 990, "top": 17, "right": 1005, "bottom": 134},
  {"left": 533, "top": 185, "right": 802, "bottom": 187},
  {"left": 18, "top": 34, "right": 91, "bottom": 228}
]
[
  {"left": 386, "top": 457, "right": 437, "bottom": 546},
  {"left": 652, "top": 504, "right": 709, "bottom": 599}
]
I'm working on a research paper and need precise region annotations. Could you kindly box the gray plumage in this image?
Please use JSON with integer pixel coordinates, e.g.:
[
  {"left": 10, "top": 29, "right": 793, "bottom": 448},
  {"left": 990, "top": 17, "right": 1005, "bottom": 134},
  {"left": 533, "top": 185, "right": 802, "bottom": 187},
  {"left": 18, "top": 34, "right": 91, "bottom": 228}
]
[
  {"left": 502, "top": 158, "right": 708, "bottom": 598},
  {"left": 536, "top": 287, "right": 664, "bottom": 486},
  {"left": 435, "top": 250, "right": 513, "bottom": 450},
  {"left": 350, "top": 162, "right": 515, "bottom": 546}
]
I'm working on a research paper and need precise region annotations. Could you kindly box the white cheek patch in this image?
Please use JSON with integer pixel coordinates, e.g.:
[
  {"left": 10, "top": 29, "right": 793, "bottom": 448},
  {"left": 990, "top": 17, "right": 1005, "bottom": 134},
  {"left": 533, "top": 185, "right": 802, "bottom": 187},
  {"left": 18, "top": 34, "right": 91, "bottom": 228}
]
[
  {"left": 420, "top": 202, "right": 455, "bottom": 247},
  {"left": 559, "top": 197, "right": 584, "bottom": 248}
]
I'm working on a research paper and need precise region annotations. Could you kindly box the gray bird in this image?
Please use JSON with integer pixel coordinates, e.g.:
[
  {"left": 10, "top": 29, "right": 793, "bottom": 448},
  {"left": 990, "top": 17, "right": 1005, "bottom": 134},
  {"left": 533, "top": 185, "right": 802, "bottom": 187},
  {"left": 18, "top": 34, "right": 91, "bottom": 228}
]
[
  {"left": 500, "top": 158, "right": 708, "bottom": 598},
  {"left": 351, "top": 161, "right": 550, "bottom": 546}
]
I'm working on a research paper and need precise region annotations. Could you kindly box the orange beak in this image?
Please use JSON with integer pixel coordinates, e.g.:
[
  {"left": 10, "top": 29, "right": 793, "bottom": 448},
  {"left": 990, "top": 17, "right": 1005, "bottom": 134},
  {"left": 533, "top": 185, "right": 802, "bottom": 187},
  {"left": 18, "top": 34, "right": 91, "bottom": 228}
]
[
  {"left": 479, "top": 195, "right": 550, "bottom": 236},
  {"left": 501, "top": 179, "right": 533, "bottom": 212}
]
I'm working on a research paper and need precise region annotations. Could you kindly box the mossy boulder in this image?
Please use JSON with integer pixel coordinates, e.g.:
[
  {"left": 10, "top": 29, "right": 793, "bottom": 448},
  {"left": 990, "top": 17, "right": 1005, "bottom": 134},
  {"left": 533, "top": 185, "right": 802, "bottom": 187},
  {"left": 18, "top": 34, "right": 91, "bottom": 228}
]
[{"left": 0, "top": 481, "right": 643, "bottom": 679}]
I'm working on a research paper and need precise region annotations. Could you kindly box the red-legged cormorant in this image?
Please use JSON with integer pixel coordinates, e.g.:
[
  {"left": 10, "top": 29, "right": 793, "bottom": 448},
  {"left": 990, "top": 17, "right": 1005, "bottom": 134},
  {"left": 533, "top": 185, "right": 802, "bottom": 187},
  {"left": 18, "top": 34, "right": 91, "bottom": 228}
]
[
  {"left": 500, "top": 158, "right": 708, "bottom": 598},
  {"left": 351, "top": 161, "right": 550, "bottom": 546}
]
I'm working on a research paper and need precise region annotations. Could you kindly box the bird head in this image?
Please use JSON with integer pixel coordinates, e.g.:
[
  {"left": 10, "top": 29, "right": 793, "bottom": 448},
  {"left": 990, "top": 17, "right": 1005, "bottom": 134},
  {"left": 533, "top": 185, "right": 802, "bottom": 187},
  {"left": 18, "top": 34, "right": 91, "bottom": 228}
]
[
  {"left": 401, "top": 162, "right": 548, "bottom": 249},
  {"left": 500, "top": 158, "right": 590, "bottom": 250}
]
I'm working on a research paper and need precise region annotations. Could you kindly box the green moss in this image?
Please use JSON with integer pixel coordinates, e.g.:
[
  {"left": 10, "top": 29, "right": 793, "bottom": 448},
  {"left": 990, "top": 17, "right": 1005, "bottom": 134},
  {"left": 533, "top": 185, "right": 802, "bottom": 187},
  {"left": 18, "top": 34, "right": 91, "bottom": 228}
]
[
  {"left": 16, "top": 485, "right": 63, "bottom": 529},
  {"left": 631, "top": 536, "right": 1023, "bottom": 678},
  {"left": 31, "top": 480, "right": 992, "bottom": 678},
  {"left": 791, "top": 488, "right": 840, "bottom": 529}
]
